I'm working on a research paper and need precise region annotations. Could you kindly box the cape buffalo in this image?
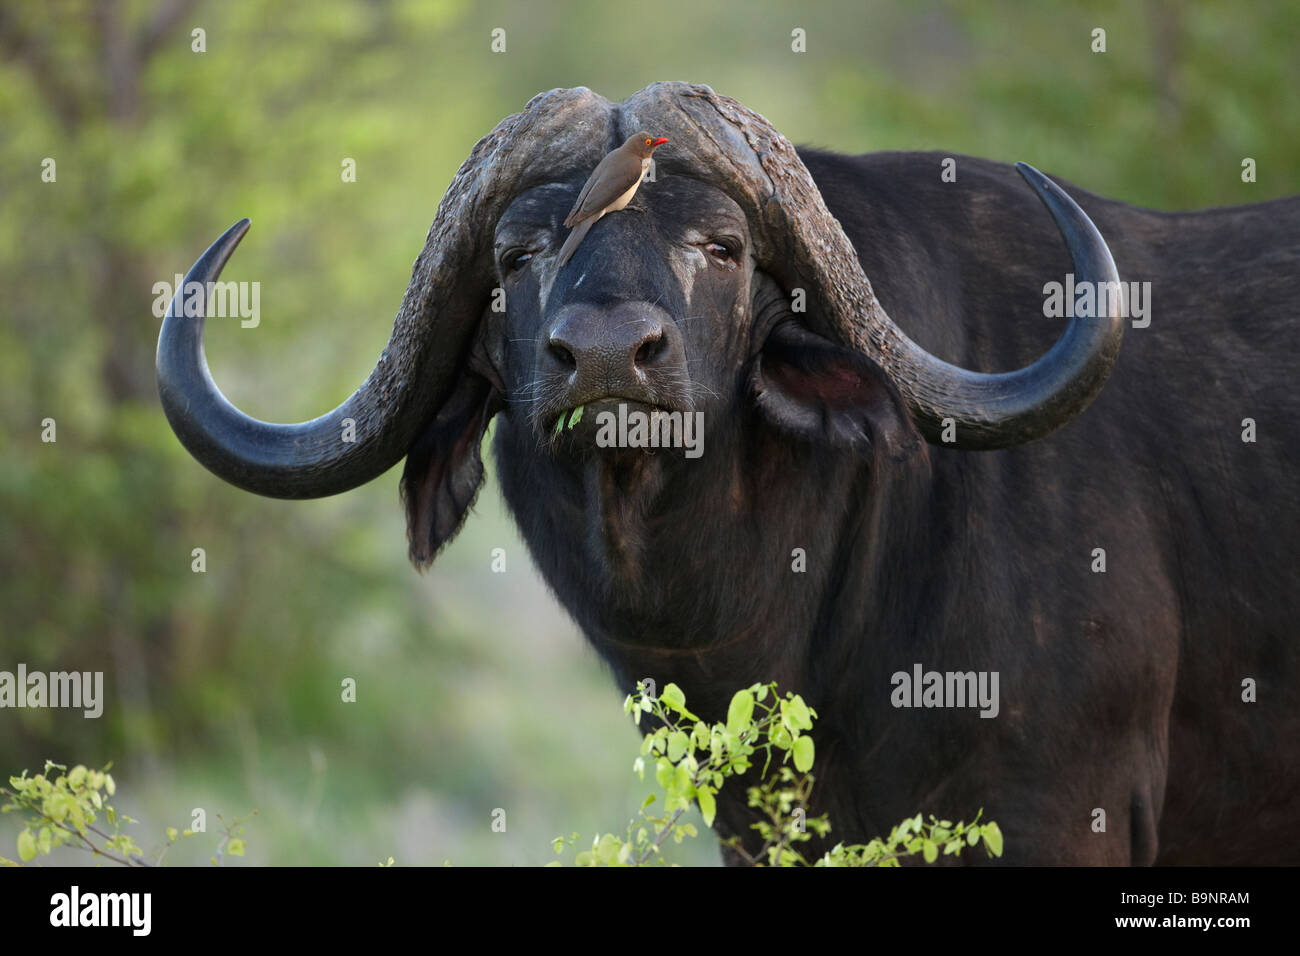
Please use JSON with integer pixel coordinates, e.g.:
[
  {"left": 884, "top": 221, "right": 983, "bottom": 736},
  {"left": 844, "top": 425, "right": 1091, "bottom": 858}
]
[{"left": 157, "top": 82, "right": 1300, "bottom": 865}]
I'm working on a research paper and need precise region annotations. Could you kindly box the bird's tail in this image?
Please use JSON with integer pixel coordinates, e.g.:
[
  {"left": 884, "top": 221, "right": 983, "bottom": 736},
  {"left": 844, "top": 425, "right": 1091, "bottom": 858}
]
[{"left": 556, "top": 219, "right": 593, "bottom": 268}]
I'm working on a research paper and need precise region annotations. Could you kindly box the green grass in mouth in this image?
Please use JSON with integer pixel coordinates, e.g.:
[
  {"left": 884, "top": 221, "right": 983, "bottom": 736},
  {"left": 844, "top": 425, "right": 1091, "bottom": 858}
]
[{"left": 554, "top": 404, "right": 585, "bottom": 435}]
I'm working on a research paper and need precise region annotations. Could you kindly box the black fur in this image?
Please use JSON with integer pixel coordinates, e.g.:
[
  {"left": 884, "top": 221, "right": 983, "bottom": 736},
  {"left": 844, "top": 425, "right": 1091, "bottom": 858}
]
[{"left": 404, "top": 150, "right": 1300, "bottom": 864}]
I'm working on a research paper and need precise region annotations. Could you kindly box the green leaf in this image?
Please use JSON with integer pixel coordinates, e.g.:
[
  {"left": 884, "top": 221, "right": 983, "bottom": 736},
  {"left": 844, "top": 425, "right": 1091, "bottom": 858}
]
[
  {"left": 786, "top": 696, "right": 813, "bottom": 730},
  {"left": 655, "top": 758, "right": 674, "bottom": 790},
  {"left": 923, "top": 839, "right": 938, "bottom": 863},
  {"left": 568, "top": 404, "right": 584, "bottom": 428},
  {"left": 47, "top": 794, "right": 68, "bottom": 823},
  {"left": 697, "top": 787, "right": 716, "bottom": 827},
  {"left": 661, "top": 683, "right": 685, "bottom": 711},
  {"left": 727, "top": 690, "right": 754, "bottom": 734},
  {"left": 166, "top": 827, "right": 179, "bottom": 842},
  {"left": 792, "top": 735, "right": 815, "bottom": 773},
  {"left": 227, "top": 838, "right": 246, "bottom": 857},
  {"left": 983, "top": 823, "right": 1004, "bottom": 857},
  {"left": 667, "top": 731, "right": 689, "bottom": 763},
  {"left": 17, "top": 830, "right": 36, "bottom": 863},
  {"left": 596, "top": 833, "right": 619, "bottom": 864}
]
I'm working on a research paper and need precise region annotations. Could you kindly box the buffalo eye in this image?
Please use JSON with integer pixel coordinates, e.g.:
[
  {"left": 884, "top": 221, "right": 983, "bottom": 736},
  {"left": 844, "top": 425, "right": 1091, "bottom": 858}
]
[
  {"left": 502, "top": 248, "right": 534, "bottom": 273},
  {"left": 701, "top": 240, "right": 737, "bottom": 266}
]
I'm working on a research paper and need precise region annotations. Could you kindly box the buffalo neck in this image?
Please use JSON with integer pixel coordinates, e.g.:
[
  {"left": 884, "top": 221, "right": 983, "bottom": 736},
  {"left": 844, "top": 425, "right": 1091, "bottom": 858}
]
[{"left": 494, "top": 407, "right": 944, "bottom": 733}]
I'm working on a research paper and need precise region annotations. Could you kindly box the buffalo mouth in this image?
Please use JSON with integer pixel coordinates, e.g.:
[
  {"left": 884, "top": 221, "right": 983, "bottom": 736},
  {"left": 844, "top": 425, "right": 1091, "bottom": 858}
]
[{"left": 541, "top": 395, "right": 696, "bottom": 453}]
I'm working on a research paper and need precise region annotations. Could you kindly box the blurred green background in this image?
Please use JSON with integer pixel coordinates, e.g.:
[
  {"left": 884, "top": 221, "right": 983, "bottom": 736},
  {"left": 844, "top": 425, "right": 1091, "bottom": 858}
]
[{"left": 1, "top": 0, "right": 1296, "bottom": 866}]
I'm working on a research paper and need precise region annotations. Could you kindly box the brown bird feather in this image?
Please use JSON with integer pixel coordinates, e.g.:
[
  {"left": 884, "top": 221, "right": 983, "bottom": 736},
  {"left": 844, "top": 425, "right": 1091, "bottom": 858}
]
[{"left": 557, "top": 131, "right": 667, "bottom": 266}]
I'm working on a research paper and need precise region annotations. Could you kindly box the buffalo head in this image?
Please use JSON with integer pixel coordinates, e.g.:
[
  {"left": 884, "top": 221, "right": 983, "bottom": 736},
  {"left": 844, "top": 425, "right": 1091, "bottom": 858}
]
[{"left": 157, "top": 80, "right": 1121, "bottom": 593}]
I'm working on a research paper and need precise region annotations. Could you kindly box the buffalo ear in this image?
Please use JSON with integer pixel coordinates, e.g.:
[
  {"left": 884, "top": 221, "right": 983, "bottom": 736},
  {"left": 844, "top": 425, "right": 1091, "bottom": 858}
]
[
  {"left": 401, "top": 368, "right": 502, "bottom": 569},
  {"left": 751, "top": 321, "right": 919, "bottom": 461}
]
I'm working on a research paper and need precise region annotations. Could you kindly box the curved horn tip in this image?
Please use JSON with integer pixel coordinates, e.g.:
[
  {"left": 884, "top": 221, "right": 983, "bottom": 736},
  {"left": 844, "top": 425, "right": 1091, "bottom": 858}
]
[
  {"left": 221, "top": 217, "right": 252, "bottom": 249},
  {"left": 183, "top": 218, "right": 253, "bottom": 285},
  {"left": 215, "top": 217, "right": 252, "bottom": 242},
  {"left": 1014, "top": 161, "right": 1056, "bottom": 196}
]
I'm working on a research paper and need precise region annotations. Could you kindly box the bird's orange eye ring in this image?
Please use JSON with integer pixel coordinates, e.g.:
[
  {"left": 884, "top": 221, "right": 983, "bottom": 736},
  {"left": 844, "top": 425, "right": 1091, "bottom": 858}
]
[{"left": 645, "top": 138, "right": 652, "bottom": 145}]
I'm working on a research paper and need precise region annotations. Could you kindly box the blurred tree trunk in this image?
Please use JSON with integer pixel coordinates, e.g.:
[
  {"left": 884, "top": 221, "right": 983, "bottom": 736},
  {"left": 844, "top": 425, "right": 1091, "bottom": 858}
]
[{"left": 1, "top": 0, "right": 200, "bottom": 773}]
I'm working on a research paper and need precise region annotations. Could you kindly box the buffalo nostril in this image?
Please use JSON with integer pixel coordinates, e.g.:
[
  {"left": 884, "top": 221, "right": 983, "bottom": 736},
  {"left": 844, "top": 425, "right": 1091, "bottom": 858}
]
[
  {"left": 548, "top": 340, "right": 577, "bottom": 369},
  {"left": 634, "top": 331, "right": 666, "bottom": 367}
]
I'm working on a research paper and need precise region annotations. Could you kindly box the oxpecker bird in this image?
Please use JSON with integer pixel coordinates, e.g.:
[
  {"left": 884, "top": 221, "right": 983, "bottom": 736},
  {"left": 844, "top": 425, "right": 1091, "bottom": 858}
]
[{"left": 556, "top": 131, "right": 668, "bottom": 266}]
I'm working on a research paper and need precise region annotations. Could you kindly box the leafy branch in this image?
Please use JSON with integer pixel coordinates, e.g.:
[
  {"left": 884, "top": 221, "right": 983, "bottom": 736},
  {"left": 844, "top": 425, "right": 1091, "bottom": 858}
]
[
  {"left": 550, "top": 681, "right": 1004, "bottom": 867},
  {"left": 1, "top": 760, "right": 255, "bottom": 867}
]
